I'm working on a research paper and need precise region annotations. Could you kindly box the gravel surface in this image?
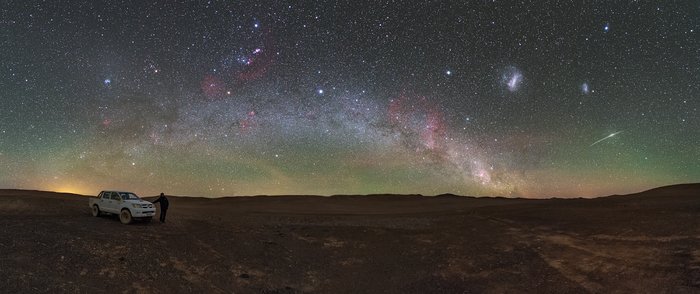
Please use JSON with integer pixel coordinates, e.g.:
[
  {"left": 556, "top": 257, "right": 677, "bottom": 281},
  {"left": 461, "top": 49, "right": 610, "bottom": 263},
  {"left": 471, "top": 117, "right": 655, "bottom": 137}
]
[{"left": 1, "top": 185, "right": 699, "bottom": 293}]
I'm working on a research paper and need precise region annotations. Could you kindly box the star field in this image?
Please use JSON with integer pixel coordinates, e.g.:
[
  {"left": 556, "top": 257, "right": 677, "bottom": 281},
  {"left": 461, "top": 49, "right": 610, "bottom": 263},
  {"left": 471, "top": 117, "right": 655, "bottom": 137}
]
[{"left": 0, "top": 1, "right": 698, "bottom": 197}]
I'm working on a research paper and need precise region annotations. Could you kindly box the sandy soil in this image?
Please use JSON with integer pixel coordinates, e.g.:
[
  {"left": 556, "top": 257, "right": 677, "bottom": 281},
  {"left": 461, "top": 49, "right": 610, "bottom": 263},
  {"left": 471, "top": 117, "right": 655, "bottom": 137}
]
[{"left": 1, "top": 184, "right": 699, "bottom": 293}]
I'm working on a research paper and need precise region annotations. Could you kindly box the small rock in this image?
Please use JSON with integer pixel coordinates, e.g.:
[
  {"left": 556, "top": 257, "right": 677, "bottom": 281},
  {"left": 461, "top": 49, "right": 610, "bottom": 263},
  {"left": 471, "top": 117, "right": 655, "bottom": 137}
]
[{"left": 239, "top": 273, "right": 250, "bottom": 279}]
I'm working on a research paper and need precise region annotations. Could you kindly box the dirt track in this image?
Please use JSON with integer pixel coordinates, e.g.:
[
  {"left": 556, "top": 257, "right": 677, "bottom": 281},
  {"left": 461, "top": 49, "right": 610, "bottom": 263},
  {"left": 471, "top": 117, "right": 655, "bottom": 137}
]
[{"left": 1, "top": 185, "right": 699, "bottom": 293}]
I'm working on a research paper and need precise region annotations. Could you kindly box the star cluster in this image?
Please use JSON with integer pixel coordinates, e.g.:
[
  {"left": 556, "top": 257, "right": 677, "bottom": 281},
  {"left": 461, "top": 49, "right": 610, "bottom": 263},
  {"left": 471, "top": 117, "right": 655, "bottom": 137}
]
[{"left": 0, "top": 1, "right": 698, "bottom": 197}]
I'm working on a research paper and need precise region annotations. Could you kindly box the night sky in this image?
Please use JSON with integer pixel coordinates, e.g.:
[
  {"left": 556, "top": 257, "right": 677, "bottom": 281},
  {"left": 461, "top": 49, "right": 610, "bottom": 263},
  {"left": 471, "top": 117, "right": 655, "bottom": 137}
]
[{"left": 1, "top": 1, "right": 698, "bottom": 197}]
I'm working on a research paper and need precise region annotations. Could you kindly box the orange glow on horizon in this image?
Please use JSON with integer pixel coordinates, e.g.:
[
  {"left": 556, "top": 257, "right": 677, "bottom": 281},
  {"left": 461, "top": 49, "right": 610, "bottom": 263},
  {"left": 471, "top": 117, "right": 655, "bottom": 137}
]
[{"left": 45, "top": 183, "right": 93, "bottom": 196}]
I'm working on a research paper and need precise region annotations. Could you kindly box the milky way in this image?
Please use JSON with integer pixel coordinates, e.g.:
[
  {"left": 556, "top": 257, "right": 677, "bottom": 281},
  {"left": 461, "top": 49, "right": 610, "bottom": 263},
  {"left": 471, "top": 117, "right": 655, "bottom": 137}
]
[{"left": 0, "top": 1, "right": 698, "bottom": 197}]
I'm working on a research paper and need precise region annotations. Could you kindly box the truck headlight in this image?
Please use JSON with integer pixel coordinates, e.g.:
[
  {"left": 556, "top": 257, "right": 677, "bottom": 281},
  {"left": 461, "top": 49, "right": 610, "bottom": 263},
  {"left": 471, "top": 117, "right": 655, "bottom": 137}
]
[{"left": 132, "top": 204, "right": 141, "bottom": 208}]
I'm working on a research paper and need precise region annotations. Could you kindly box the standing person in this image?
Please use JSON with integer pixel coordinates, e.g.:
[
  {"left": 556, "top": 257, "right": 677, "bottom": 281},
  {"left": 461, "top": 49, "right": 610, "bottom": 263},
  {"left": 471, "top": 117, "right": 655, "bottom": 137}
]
[{"left": 152, "top": 192, "right": 169, "bottom": 223}]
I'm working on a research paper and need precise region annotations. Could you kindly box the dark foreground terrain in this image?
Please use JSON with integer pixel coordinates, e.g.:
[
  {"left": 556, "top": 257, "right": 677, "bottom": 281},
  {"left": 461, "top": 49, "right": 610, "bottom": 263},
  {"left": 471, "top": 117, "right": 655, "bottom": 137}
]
[{"left": 1, "top": 184, "right": 699, "bottom": 293}]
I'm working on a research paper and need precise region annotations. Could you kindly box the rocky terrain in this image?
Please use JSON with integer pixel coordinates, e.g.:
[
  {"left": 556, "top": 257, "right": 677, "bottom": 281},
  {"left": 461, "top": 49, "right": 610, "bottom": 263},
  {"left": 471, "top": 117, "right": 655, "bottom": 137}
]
[{"left": 1, "top": 184, "right": 699, "bottom": 293}]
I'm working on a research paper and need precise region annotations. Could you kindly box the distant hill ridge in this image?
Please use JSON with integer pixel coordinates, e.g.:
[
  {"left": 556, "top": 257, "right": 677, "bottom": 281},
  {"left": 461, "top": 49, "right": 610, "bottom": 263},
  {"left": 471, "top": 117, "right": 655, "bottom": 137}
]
[
  {"left": 627, "top": 183, "right": 700, "bottom": 197},
  {"left": 0, "top": 183, "right": 698, "bottom": 199}
]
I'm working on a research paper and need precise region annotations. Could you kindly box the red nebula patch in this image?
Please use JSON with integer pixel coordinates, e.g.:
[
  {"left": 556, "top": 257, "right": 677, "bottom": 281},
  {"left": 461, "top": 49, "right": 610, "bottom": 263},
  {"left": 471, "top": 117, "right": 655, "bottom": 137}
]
[
  {"left": 238, "top": 110, "right": 258, "bottom": 132},
  {"left": 236, "top": 30, "right": 276, "bottom": 82},
  {"left": 421, "top": 109, "right": 446, "bottom": 151},
  {"left": 388, "top": 93, "right": 447, "bottom": 152}
]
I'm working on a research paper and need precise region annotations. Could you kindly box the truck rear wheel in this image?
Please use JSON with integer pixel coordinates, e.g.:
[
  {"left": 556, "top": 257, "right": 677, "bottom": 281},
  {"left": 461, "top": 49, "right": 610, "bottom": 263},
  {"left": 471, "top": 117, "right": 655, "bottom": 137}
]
[
  {"left": 119, "top": 209, "right": 132, "bottom": 224},
  {"left": 91, "top": 205, "right": 101, "bottom": 217}
]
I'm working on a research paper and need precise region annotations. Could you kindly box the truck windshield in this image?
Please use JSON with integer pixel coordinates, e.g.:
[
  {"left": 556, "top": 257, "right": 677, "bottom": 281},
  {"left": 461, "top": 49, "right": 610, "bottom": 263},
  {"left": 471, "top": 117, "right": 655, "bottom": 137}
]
[{"left": 120, "top": 193, "right": 140, "bottom": 200}]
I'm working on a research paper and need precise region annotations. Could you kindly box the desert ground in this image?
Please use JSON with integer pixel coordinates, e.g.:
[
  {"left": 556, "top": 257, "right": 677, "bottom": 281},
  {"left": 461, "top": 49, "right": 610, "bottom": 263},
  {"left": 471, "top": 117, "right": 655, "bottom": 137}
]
[{"left": 1, "top": 184, "right": 699, "bottom": 293}]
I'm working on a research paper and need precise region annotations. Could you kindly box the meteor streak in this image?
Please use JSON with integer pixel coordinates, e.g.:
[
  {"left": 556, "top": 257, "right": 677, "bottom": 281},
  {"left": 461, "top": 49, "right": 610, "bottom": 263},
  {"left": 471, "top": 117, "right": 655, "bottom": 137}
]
[{"left": 590, "top": 131, "right": 623, "bottom": 146}]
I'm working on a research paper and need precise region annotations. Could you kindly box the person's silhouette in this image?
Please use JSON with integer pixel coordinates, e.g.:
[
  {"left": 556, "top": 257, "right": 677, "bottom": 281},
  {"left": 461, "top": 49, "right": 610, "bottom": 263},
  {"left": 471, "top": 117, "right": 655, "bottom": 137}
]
[{"left": 152, "top": 192, "right": 169, "bottom": 223}]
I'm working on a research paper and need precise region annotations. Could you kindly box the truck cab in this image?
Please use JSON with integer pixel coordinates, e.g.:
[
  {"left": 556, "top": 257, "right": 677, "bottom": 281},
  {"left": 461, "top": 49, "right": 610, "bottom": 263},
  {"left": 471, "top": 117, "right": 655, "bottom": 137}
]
[{"left": 89, "top": 191, "right": 155, "bottom": 224}]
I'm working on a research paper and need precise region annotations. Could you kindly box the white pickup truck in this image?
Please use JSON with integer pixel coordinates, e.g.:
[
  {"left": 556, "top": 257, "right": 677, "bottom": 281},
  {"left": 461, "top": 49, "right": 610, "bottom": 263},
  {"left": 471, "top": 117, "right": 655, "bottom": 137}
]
[{"left": 89, "top": 191, "right": 156, "bottom": 224}]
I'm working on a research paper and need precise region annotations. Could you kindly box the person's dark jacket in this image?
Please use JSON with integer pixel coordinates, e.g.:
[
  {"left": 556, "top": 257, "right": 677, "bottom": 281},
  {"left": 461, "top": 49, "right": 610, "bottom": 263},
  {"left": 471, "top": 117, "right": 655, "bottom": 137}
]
[{"left": 153, "top": 195, "right": 169, "bottom": 209}]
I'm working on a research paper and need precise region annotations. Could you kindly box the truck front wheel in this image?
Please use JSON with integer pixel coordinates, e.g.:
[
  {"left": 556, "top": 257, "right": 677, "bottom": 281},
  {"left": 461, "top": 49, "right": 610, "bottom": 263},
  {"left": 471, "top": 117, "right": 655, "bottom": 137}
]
[
  {"left": 91, "top": 205, "right": 101, "bottom": 217},
  {"left": 119, "top": 209, "right": 132, "bottom": 224}
]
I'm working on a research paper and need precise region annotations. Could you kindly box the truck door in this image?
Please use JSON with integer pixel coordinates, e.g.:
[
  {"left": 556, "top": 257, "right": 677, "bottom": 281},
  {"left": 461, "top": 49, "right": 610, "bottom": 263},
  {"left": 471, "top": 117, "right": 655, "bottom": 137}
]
[
  {"left": 95, "top": 191, "right": 107, "bottom": 210},
  {"left": 109, "top": 192, "right": 122, "bottom": 213},
  {"left": 101, "top": 192, "right": 115, "bottom": 213}
]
